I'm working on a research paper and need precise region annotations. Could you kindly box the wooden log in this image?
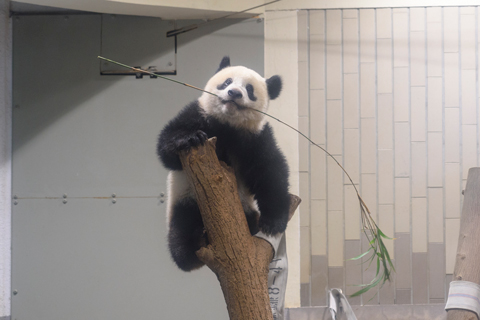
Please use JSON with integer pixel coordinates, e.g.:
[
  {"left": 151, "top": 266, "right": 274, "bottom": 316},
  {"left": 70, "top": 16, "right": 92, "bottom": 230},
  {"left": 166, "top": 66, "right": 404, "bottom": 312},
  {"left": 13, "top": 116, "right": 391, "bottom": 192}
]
[
  {"left": 178, "top": 138, "right": 300, "bottom": 320},
  {"left": 447, "top": 168, "right": 480, "bottom": 320}
]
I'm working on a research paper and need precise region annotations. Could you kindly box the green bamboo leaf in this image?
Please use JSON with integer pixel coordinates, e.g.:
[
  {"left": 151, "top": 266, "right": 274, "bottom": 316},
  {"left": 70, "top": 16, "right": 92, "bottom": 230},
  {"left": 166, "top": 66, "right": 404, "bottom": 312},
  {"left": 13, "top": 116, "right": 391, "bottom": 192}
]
[{"left": 349, "top": 248, "right": 372, "bottom": 261}]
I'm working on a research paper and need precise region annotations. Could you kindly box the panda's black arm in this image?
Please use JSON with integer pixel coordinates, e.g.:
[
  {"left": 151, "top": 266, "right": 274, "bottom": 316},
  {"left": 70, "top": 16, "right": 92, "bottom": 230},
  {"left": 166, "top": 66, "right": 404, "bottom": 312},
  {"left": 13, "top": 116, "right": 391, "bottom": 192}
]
[{"left": 157, "top": 102, "right": 208, "bottom": 171}]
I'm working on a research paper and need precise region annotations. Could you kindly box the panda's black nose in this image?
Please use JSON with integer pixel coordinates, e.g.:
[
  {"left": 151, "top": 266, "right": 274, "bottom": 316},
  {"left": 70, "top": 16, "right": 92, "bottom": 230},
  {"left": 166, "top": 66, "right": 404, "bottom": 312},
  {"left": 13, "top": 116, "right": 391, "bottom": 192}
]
[{"left": 228, "top": 89, "right": 243, "bottom": 99}]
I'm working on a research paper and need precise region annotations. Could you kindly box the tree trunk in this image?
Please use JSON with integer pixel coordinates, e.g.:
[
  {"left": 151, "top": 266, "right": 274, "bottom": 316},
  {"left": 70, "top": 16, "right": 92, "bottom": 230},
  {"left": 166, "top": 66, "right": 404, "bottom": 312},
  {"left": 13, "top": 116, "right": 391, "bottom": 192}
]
[
  {"left": 178, "top": 138, "right": 300, "bottom": 320},
  {"left": 447, "top": 168, "right": 480, "bottom": 320}
]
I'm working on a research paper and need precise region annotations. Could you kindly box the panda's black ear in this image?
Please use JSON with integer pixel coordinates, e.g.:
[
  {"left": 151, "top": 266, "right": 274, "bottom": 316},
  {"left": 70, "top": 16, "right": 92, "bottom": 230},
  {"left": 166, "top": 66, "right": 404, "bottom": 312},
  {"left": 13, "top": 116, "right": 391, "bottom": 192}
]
[
  {"left": 266, "top": 75, "right": 282, "bottom": 100},
  {"left": 216, "top": 56, "right": 231, "bottom": 73}
]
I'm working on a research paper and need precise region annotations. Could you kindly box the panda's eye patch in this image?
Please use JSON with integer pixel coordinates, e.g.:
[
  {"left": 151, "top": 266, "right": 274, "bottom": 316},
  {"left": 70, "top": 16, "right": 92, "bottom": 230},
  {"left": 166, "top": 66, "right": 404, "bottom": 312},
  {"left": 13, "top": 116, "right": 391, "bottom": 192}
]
[
  {"left": 246, "top": 84, "right": 257, "bottom": 101},
  {"left": 217, "top": 78, "right": 233, "bottom": 90}
]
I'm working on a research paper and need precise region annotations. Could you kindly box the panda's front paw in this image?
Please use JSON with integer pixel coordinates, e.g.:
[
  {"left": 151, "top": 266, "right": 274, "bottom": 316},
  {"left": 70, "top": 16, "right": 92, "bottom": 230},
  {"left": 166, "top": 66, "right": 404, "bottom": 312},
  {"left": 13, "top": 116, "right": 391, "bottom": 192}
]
[
  {"left": 258, "top": 216, "right": 287, "bottom": 235},
  {"left": 174, "top": 130, "right": 208, "bottom": 152}
]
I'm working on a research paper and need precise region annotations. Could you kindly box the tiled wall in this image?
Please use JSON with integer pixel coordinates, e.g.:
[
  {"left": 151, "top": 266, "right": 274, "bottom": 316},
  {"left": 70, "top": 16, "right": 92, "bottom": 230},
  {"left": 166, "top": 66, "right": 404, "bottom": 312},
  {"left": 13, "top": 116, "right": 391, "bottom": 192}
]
[{"left": 298, "top": 6, "right": 478, "bottom": 306}]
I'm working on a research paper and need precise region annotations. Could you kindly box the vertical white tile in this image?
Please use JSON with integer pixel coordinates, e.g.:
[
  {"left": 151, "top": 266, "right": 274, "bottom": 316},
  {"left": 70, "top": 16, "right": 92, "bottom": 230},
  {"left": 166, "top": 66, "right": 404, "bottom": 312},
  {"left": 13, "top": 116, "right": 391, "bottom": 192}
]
[
  {"left": 411, "top": 86, "right": 426, "bottom": 142},
  {"left": 343, "top": 73, "right": 359, "bottom": 129},
  {"left": 444, "top": 53, "right": 460, "bottom": 107},
  {"left": 361, "top": 118, "right": 376, "bottom": 174},
  {"left": 300, "top": 226, "right": 311, "bottom": 283},
  {"left": 395, "top": 122, "right": 411, "bottom": 177},
  {"left": 299, "top": 116, "right": 309, "bottom": 172},
  {"left": 361, "top": 173, "right": 377, "bottom": 221},
  {"left": 327, "top": 100, "right": 343, "bottom": 155},
  {"left": 378, "top": 94, "right": 393, "bottom": 149},
  {"left": 411, "top": 142, "right": 427, "bottom": 197},
  {"left": 311, "top": 146, "right": 326, "bottom": 200},
  {"left": 443, "top": 7, "right": 459, "bottom": 53},
  {"left": 462, "top": 125, "right": 478, "bottom": 180},
  {"left": 343, "top": 16, "right": 359, "bottom": 74},
  {"left": 344, "top": 184, "right": 361, "bottom": 240},
  {"left": 360, "top": 63, "right": 376, "bottom": 118},
  {"left": 326, "top": 44, "right": 342, "bottom": 100},
  {"left": 426, "top": 7, "right": 442, "bottom": 23},
  {"left": 360, "top": 9, "right": 376, "bottom": 63},
  {"left": 412, "top": 197, "right": 427, "bottom": 253},
  {"left": 326, "top": 10, "right": 342, "bottom": 45},
  {"left": 310, "top": 10, "right": 325, "bottom": 36},
  {"left": 395, "top": 177, "right": 411, "bottom": 233},
  {"left": 310, "top": 89, "right": 326, "bottom": 146},
  {"left": 445, "top": 218, "right": 460, "bottom": 274},
  {"left": 428, "top": 187, "right": 444, "bottom": 243},
  {"left": 427, "top": 132, "right": 443, "bottom": 187},
  {"left": 298, "top": 11, "right": 309, "bottom": 63},
  {"left": 410, "top": 31, "right": 426, "bottom": 87},
  {"left": 300, "top": 172, "right": 310, "bottom": 227},
  {"left": 461, "top": 70, "right": 477, "bottom": 125},
  {"left": 344, "top": 128, "right": 360, "bottom": 185},
  {"left": 460, "top": 7, "right": 475, "bottom": 15},
  {"left": 445, "top": 108, "right": 460, "bottom": 163},
  {"left": 328, "top": 210, "right": 344, "bottom": 267},
  {"left": 310, "top": 33, "right": 325, "bottom": 90},
  {"left": 327, "top": 155, "right": 344, "bottom": 211},
  {"left": 445, "top": 162, "right": 461, "bottom": 219},
  {"left": 376, "top": 8, "right": 392, "bottom": 39},
  {"left": 311, "top": 199, "right": 327, "bottom": 255},
  {"left": 460, "top": 13, "right": 476, "bottom": 70},
  {"left": 393, "top": 9, "right": 409, "bottom": 67},
  {"left": 378, "top": 149, "right": 394, "bottom": 204},
  {"left": 410, "top": 7, "right": 425, "bottom": 32},
  {"left": 377, "top": 38, "right": 393, "bottom": 94},
  {"left": 427, "top": 21, "right": 442, "bottom": 77},
  {"left": 394, "top": 67, "right": 409, "bottom": 122},
  {"left": 298, "top": 61, "right": 309, "bottom": 117},
  {"left": 379, "top": 204, "right": 395, "bottom": 259},
  {"left": 343, "top": 9, "right": 358, "bottom": 19},
  {"left": 427, "top": 77, "right": 443, "bottom": 132}
]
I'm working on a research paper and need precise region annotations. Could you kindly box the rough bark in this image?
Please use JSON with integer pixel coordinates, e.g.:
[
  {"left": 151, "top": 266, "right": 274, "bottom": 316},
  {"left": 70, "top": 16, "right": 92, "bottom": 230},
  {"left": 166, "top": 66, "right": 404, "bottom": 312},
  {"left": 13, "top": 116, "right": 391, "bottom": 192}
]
[
  {"left": 178, "top": 138, "right": 300, "bottom": 320},
  {"left": 447, "top": 168, "right": 480, "bottom": 320}
]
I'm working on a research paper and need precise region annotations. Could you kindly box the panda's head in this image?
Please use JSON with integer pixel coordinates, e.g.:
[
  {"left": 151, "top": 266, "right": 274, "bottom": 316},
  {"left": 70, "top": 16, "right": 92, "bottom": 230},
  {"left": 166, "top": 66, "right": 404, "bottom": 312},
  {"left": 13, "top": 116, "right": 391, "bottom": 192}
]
[{"left": 198, "top": 56, "right": 282, "bottom": 133}]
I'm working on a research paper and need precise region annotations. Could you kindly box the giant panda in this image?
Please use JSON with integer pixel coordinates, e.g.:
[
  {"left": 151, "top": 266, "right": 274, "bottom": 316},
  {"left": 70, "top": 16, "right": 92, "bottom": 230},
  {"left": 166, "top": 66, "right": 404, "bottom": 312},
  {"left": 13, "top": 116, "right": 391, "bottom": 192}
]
[{"left": 157, "top": 56, "right": 290, "bottom": 271}]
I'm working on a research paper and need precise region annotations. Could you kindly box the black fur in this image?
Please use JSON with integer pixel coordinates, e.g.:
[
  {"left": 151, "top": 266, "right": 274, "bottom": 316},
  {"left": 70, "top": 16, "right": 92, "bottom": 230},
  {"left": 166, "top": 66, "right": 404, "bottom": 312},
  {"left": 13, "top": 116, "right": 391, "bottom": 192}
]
[
  {"left": 266, "top": 75, "right": 282, "bottom": 100},
  {"left": 216, "top": 56, "right": 231, "bottom": 73}
]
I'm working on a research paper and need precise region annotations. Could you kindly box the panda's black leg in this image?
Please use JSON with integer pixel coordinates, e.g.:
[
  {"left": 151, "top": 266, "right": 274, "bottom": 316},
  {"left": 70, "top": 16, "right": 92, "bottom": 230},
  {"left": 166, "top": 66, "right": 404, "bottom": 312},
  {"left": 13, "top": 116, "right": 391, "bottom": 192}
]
[
  {"left": 168, "top": 198, "right": 207, "bottom": 271},
  {"left": 244, "top": 209, "right": 260, "bottom": 235}
]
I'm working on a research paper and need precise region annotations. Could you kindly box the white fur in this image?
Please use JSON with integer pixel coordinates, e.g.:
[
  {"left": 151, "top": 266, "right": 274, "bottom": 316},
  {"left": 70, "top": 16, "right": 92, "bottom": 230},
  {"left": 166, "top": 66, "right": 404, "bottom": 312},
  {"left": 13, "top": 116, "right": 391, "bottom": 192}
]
[{"left": 197, "top": 66, "right": 269, "bottom": 133}]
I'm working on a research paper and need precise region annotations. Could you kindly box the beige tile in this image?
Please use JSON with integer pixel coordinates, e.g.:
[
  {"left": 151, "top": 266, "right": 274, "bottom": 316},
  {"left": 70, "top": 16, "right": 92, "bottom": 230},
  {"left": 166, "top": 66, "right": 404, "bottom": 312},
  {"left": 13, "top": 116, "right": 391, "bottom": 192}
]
[
  {"left": 361, "top": 231, "right": 379, "bottom": 304},
  {"left": 393, "top": 67, "right": 409, "bottom": 122},
  {"left": 326, "top": 44, "right": 342, "bottom": 100},
  {"left": 429, "top": 243, "right": 446, "bottom": 300},
  {"left": 343, "top": 17, "right": 359, "bottom": 74},
  {"left": 361, "top": 173, "right": 377, "bottom": 221},
  {"left": 328, "top": 267, "right": 344, "bottom": 291},
  {"left": 298, "top": 61, "right": 308, "bottom": 117},
  {"left": 326, "top": 100, "right": 342, "bottom": 155},
  {"left": 311, "top": 200, "right": 327, "bottom": 256},
  {"left": 412, "top": 253, "right": 428, "bottom": 304},
  {"left": 361, "top": 118, "right": 376, "bottom": 174},
  {"left": 360, "top": 9, "right": 376, "bottom": 63},
  {"left": 443, "top": 7, "right": 459, "bottom": 53},
  {"left": 396, "top": 289, "right": 412, "bottom": 304},
  {"left": 410, "top": 7, "right": 425, "bottom": 32},
  {"left": 360, "top": 63, "right": 376, "bottom": 118},
  {"left": 344, "top": 184, "right": 361, "bottom": 240},
  {"left": 445, "top": 218, "right": 460, "bottom": 274},
  {"left": 378, "top": 149, "right": 394, "bottom": 204},
  {"left": 343, "top": 73, "right": 359, "bottom": 129},
  {"left": 428, "top": 188, "right": 444, "bottom": 243},
  {"left": 298, "top": 116, "right": 309, "bottom": 172},
  {"left": 427, "top": 7, "right": 442, "bottom": 23},
  {"left": 378, "top": 94, "right": 393, "bottom": 149},
  {"left": 460, "top": 14, "right": 476, "bottom": 70},
  {"left": 327, "top": 156, "right": 344, "bottom": 211},
  {"left": 379, "top": 270, "right": 396, "bottom": 305},
  {"left": 411, "top": 142, "right": 427, "bottom": 197},
  {"left": 309, "top": 34, "right": 325, "bottom": 90},
  {"left": 309, "top": 10, "right": 325, "bottom": 35},
  {"left": 311, "top": 255, "right": 328, "bottom": 306},
  {"left": 377, "top": 38, "right": 393, "bottom": 94},
  {"left": 395, "top": 177, "right": 411, "bottom": 233},
  {"left": 462, "top": 125, "right": 478, "bottom": 180},
  {"left": 310, "top": 89, "right": 325, "bottom": 146},
  {"left": 394, "top": 123, "right": 410, "bottom": 177},
  {"left": 378, "top": 204, "right": 395, "bottom": 259},
  {"left": 344, "top": 128, "right": 360, "bottom": 185},
  {"left": 395, "top": 233, "right": 412, "bottom": 290},
  {"left": 298, "top": 10, "right": 308, "bottom": 63},
  {"left": 310, "top": 147, "right": 326, "bottom": 200},
  {"left": 300, "top": 226, "right": 311, "bottom": 283},
  {"left": 328, "top": 210, "right": 344, "bottom": 267},
  {"left": 427, "top": 132, "right": 443, "bottom": 187},
  {"left": 427, "top": 77, "right": 443, "bottom": 132},
  {"left": 410, "top": 32, "right": 426, "bottom": 87},
  {"left": 300, "top": 283, "right": 310, "bottom": 307},
  {"left": 445, "top": 108, "right": 460, "bottom": 163},
  {"left": 427, "top": 21, "right": 442, "bottom": 77},
  {"left": 445, "top": 162, "right": 461, "bottom": 219},
  {"left": 345, "top": 240, "right": 362, "bottom": 304},
  {"left": 444, "top": 53, "right": 459, "bottom": 107},
  {"left": 326, "top": 10, "right": 342, "bottom": 45},
  {"left": 376, "top": 8, "right": 392, "bottom": 39},
  {"left": 412, "top": 197, "right": 427, "bottom": 253},
  {"left": 411, "top": 86, "right": 426, "bottom": 142},
  {"left": 343, "top": 9, "right": 358, "bottom": 19},
  {"left": 299, "top": 172, "right": 310, "bottom": 227},
  {"left": 461, "top": 70, "right": 477, "bottom": 125},
  {"left": 393, "top": 9, "right": 409, "bottom": 67}
]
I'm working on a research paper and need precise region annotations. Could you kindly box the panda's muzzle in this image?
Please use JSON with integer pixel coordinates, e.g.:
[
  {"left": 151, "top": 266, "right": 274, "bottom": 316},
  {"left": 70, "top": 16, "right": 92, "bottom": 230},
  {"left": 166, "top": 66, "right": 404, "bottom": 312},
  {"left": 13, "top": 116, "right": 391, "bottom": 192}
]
[{"left": 221, "top": 99, "right": 247, "bottom": 111}]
